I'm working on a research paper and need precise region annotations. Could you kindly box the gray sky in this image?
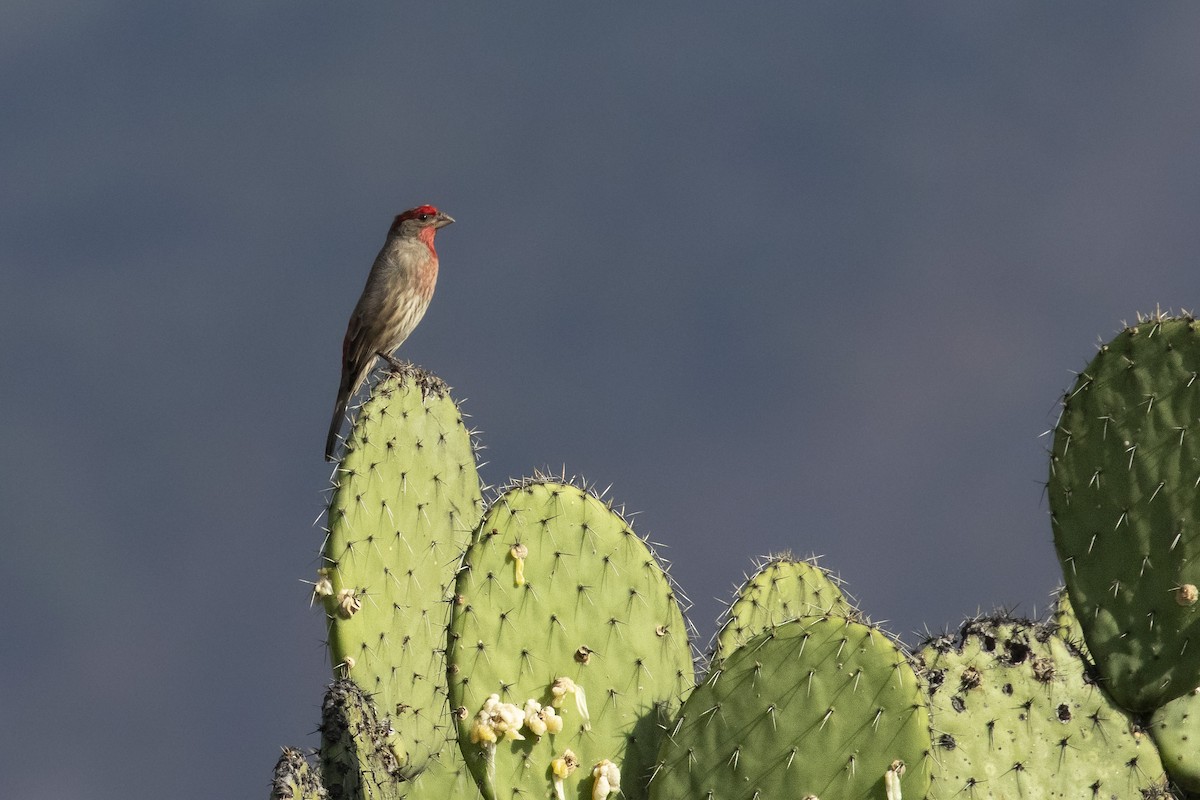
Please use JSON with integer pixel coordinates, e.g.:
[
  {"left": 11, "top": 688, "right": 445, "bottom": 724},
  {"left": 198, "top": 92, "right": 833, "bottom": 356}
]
[{"left": 5, "top": 4, "right": 1200, "bottom": 798}]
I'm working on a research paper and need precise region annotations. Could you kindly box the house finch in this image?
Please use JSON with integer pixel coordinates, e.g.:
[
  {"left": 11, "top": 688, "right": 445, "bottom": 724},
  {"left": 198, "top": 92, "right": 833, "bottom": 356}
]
[{"left": 324, "top": 205, "right": 455, "bottom": 461}]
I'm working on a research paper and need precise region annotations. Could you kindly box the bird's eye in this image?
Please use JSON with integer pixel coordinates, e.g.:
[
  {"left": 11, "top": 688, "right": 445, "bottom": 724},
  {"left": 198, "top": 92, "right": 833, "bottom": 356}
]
[{"left": 419, "top": 213, "right": 430, "bottom": 221}]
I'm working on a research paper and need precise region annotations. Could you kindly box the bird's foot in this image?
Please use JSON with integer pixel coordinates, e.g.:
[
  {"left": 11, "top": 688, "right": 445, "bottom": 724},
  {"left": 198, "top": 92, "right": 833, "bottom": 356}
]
[{"left": 377, "top": 351, "right": 409, "bottom": 373}]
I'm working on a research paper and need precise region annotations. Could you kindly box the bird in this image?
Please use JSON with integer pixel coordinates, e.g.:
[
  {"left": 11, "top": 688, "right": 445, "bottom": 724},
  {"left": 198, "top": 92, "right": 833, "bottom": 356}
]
[{"left": 324, "top": 205, "right": 455, "bottom": 461}]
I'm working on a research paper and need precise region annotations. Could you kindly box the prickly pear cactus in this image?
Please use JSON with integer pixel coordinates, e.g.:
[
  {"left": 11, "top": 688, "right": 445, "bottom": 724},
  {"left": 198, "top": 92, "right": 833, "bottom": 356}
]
[
  {"left": 919, "top": 617, "right": 1167, "bottom": 799},
  {"left": 651, "top": 615, "right": 933, "bottom": 800},
  {"left": 318, "top": 366, "right": 484, "bottom": 777},
  {"left": 712, "top": 554, "right": 855, "bottom": 661},
  {"left": 1049, "top": 314, "right": 1200, "bottom": 711},
  {"left": 447, "top": 479, "right": 695, "bottom": 800},
  {"left": 1150, "top": 686, "right": 1200, "bottom": 792}
]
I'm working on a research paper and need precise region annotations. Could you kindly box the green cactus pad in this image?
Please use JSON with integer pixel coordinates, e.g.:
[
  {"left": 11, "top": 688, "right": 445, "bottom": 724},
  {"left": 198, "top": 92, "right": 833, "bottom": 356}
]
[
  {"left": 320, "top": 365, "right": 483, "bottom": 776},
  {"left": 1150, "top": 687, "right": 1200, "bottom": 792},
  {"left": 319, "top": 680, "right": 408, "bottom": 800},
  {"left": 1049, "top": 315, "right": 1200, "bottom": 711},
  {"left": 271, "top": 748, "right": 328, "bottom": 800},
  {"left": 919, "top": 617, "right": 1166, "bottom": 799},
  {"left": 712, "top": 554, "right": 855, "bottom": 662},
  {"left": 651, "top": 615, "right": 933, "bottom": 800},
  {"left": 447, "top": 479, "right": 695, "bottom": 800}
]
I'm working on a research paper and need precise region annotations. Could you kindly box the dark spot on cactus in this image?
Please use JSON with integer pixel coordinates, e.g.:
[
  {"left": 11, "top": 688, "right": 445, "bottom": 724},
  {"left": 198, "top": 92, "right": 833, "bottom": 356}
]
[
  {"left": 926, "top": 668, "right": 945, "bottom": 694},
  {"left": 1004, "top": 639, "right": 1030, "bottom": 664},
  {"left": 1033, "top": 656, "right": 1056, "bottom": 683},
  {"left": 574, "top": 646, "right": 592, "bottom": 664},
  {"left": 937, "top": 733, "right": 956, "bottom": 750},
  {"left": 959, "top": 667, "right": 981, "bottom": 692},
  {"left": 951, "top": 695, "right": 966, "bottom": 713},
  {"left": 1056, "top": 703, "right": 1072, "bottom": 723},
  {"left": 981, "top": 634, "right": 997, "bottom": 652},
  {"left": 1002, "top": 683, "right": 1013, "bottom": 696}
]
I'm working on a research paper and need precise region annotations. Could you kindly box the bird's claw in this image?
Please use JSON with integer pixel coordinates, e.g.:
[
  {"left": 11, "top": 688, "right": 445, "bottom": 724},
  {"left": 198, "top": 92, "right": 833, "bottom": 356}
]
[{"left": 377, "top": 351, "right": 409, "bottom": 373}]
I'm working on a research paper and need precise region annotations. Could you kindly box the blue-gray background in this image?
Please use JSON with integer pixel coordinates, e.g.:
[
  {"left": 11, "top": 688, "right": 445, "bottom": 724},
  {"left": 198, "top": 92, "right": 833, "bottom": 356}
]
[{"left": 5, "top": 4, "right": 1199, "bottom": 797}]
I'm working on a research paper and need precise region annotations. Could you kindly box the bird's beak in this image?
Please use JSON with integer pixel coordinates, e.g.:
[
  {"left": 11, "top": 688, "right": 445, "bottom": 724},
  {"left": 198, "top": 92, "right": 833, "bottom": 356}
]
[{"left": 435, "top": 212, "right": 455, "bottom": 229}]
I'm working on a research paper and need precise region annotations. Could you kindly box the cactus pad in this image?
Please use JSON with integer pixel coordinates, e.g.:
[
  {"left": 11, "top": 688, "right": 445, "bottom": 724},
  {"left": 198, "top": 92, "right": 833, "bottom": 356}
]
[
  {"left": 919, "top": 617, "right": 1166, "bottom": 799},
  {"left": 651, "top": 615, "right": 933, "bottom": 800},
  {"left": 319, "top": 680, "right": 408, "bottom": 800},
  {"left": 1049, "top": 315, "right": 1200, "bottom": 710},
  {"left": 271, "top": 748, "right": 328, "bottom": 800},
  {"left": 320, "top": 366, "right": 483, "bottom": 776},
  {"left": 1149, "top": 686, "right": 1200, "bottom": 792},
  {"left": 447, "top": 479, "right": 694, "bottom": 800},
  {"left": 712, "top": 554, "right": 855, "bottom": 662}
]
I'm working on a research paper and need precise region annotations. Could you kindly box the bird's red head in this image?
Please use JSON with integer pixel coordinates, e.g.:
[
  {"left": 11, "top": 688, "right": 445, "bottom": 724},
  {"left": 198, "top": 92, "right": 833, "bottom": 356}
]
[
  {"left": 389, "top": 205, "right": 454, "bottom": 237},
  {"left": 398, "top": 205, "right": 441, "bottom": 223}
]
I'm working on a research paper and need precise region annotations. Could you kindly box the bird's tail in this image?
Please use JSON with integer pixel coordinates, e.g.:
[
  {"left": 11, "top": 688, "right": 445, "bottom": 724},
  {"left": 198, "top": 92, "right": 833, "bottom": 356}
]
[{"left": 324, "top": 387, "right": 352, "bottom": 462}]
